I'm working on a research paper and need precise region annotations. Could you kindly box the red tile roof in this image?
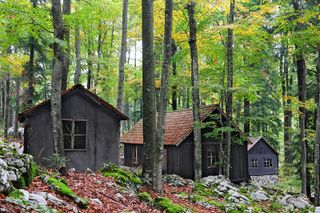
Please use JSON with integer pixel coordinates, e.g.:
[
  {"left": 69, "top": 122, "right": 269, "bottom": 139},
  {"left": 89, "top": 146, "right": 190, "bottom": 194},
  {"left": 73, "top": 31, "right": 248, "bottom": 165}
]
[
  {"left": 121, "top": 105, "right": 219, "bottom": 146},
  {"left": 18, "top": 84, "right": 128, "bottom": 122}
]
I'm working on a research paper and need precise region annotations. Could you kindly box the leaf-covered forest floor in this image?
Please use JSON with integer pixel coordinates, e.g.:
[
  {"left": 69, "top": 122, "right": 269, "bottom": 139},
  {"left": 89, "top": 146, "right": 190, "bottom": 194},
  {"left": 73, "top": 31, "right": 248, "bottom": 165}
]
[{"left": 0, "top": 170, "right": 221, "bottom": 212}]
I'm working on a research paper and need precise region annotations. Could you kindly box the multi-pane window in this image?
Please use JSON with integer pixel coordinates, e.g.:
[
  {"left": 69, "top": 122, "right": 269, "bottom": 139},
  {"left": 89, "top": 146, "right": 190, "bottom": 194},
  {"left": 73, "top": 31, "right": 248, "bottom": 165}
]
[
  {"left": 62, "top": 119, "right": 87, "bottom": 150},
  {"left": 208, "top": 151, "right": 218, "bottom": 168},
  {"left": 264, "top": 158, "right": 273, "bottom": 168},
  {"left": 132, "top": 145, "right": 138, "bottom": 165},
  {"left": 252, "top": 159, "right": 258, "bottom": 168}
]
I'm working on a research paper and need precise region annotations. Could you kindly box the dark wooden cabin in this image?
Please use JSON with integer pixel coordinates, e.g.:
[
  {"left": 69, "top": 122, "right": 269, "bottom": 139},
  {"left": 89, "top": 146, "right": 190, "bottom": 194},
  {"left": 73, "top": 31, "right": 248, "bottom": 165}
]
[
  {"left": 247, "top": 137, "right": 278, "bottom": 176},
  {"left": 121, "top": 105, "right": 249, "bottom": 183},
  {"left": 18, "top": 84, "right": 128, "bottom": 171}
]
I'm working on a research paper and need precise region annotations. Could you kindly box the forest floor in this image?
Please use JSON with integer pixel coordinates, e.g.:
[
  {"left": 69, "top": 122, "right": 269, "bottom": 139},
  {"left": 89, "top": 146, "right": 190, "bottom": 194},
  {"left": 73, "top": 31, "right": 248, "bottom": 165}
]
[{"left": 0, "top": 170, "right": 221, "bottom": 213}]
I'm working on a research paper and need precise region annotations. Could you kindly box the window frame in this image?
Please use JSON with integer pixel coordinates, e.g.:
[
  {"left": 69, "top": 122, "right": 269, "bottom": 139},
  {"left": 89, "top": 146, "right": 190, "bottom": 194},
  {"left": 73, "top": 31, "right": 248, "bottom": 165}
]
[
  {"left": 207, "top": 150, "right": 218, "bottom": 169},
  {"left": 132, "top": 145, "right": 138, "bottom": 165},
  {"left": 62, "top": 119, "right": 87, "bottom": 152},
  {"left": 264, "top": 158, "right": 273, "bottom": 168},
  {"left": 251, "top": 158, "right": 259, "bottom": 168}
]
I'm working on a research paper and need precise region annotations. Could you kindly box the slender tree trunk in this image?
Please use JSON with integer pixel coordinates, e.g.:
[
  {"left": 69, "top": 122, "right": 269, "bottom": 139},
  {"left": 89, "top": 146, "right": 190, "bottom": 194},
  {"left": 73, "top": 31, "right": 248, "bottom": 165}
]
[
  {"left": 14, "top": 78, "right": 20, "bottom": 137},
  {"left": 4, "top": 74, "right": 9, "bottom": 140},
  {"left": 61, "top": 0, "right": 71, "bottom": 90},
  {"left": 87, "top": 36, "right": 93, "bottom": 89},
  {"left": 186, "top": 1, "right": 202, "bottom": 180},
  {"left": 225, "top": 0, "right": 235, "bottom": 180},
  {"left": 141, "top": 0, "right": 156, "bottom": 180},
  {"left": 314, "top": 47, "right": 320, "bottom": 206},
  {"left": 296, "top": 53, "right": 307, "bottom": 195},
  {"left": 74, "top": 0, "right": 81, "bottom": 84},
  {"left": 51, "top": 0, "right": 65, "bottom": 157},
  {"left": 243, "top": 98, "right": 250, "bottom": 134},
  {"left": 117, "top": 0, "right": 128, "bottom": 111},
  {"left": 171, "top": 40, "right": 177, "bottom": 110},
  {"left": 153, "top": 0, "right": 173, "bottom": 192}
]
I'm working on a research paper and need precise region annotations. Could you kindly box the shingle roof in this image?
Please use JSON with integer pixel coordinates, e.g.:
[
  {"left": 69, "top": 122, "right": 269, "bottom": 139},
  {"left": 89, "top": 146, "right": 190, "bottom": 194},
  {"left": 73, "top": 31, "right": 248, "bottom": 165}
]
[
  {"left": 18, "top": 84, "right": 128, "bottom": 122},
  {"left": 121, "top": 105, "right": 222, "bottom": 146}
]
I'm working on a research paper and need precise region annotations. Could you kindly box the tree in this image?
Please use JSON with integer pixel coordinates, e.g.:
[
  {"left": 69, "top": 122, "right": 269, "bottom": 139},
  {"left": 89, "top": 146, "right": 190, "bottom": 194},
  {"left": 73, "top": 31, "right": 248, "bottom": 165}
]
[
  {"left": 225, "top": 0, "right": 235, "bottom": 179},
  {"left": 51, "top": 0, "right": 65, "bottom": 164},
  {"left": 141, "top": 0, "right": 156, "bottom": 180},
  {"left": 117, "top": 0, "right": 128, "bottom": 111},
  {"left": 153, "top": 0, "right": 173, "bottom": 192},
  {"left": 74, "top": 0, "right": 81, "bottom": 85},
  {"left": 314, "top": 47, "right": 320, "bottom": 206},
  {"left": 61, "top": 0, "right": 71, "bottom": 90},
  {"left": 186, "top": 1, "right": 202, "bottom": 180}
]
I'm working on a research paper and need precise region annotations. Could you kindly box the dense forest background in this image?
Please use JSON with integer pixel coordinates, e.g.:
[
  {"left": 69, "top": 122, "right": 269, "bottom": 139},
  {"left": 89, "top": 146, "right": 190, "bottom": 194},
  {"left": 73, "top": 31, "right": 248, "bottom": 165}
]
[{"left": 0, "top": 0, "right": 319, "bottom": 198}]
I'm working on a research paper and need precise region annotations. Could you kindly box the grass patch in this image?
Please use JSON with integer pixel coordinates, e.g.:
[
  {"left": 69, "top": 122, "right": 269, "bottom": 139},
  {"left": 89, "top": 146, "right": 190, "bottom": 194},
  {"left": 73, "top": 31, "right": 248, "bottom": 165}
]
[
  {"left": 137, "top": 192, "right": 153, "bottom": 204},
  {"left": 154, "top": 197, "right": 187, "bottom": 213}
]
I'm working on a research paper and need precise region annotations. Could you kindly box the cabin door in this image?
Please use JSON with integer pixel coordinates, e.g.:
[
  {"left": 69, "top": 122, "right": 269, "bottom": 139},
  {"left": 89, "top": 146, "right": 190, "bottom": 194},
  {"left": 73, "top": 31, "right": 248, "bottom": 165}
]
[{"left": 202, "top": 144, "right": 219, "bottom": 177}]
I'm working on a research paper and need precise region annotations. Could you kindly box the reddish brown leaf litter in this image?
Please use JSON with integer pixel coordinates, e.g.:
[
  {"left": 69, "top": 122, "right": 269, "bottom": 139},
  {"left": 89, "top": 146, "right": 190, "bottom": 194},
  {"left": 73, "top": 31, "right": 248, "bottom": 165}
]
[{"left": 0, "top": 172, "right": 222, "bottom": 212}]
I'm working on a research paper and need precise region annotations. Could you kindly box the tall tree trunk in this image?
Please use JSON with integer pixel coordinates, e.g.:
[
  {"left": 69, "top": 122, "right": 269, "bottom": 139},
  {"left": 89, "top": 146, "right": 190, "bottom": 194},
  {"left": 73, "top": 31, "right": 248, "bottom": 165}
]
[
  {"left": 296, "top": 53, "right": 307, "bottom": 195},
  {"left": 153, "top": 0, "right": 173, "bottom": 192},
  {"left": 243, "top": 98, "right": 250, "bottom": 134},
  {"left": 14, "top": 78, "right": 20, "bottom": 137},
  {"left": 87, "top": 36, "right": 93, "bottom": 89},
  {"left": 51, "top": 0, "right": 65, "bottom": 158},
  {"left": 74, "top": 0, "right": 81, "bottom": 84},
  {"left": 171, "top": 40, "right": 177, "bottom": 110},
  {"left": 141, "top": 0, "right": 156, "bottom": 180},
  {"left": 225, "top": 0, "right": 235, "bottom": 179},
  {"left": 117, "top": 0, "right": 128, "bottom": 111},
  {"left": 4, "top": 74, "right": 10, "bottom": 140},
  {"left": 314, "top": 47, "right": 320, "bottom": 206},
  {"left": 186, "top": 1, "right": 202, "bottom": 180},
  {"left": 61, "top": 0, "right": 71, "bottom": 90}
]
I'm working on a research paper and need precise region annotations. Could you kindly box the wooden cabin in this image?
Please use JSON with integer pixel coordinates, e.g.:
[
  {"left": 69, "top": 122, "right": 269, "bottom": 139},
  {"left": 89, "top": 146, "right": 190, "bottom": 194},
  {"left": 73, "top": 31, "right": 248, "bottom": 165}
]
[
  {"left": 121, "top": 105, "right": 249, "bottom": 183},
  {"left": 18, "top": 84, "right": 128, "bottom": 171},
  {"left": 247, "top": 137, "right": 278, "bottom": 176}
]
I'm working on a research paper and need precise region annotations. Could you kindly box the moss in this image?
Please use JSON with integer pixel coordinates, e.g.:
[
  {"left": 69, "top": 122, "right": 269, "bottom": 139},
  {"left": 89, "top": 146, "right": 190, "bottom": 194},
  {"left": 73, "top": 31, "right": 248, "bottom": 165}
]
[
  {"left": 138, "top": 192, "right": 153, "bottom": 204},
  {"left": 15, "top": 176, "right": 26, "bottom": 189},
  {"left": 8, "top": 190, "right": 24, "bottom": 199},
  {"left": 193, "top": 182, "right": 211, "bottom": 196},
  {"left": 154, "top": 197, "right": 187, "bottom": 213},
  {"left": 25, "top": 161, "right": 39, "bottom": 186},
  {"left": 44, "top": 175, "right": 88, "bottom": 209},
  {"left": 102, "top": 163, "right": 142, "bottom": 187},
  {"left": 189, "top": 194, "right": 225, "bottom": 211}
]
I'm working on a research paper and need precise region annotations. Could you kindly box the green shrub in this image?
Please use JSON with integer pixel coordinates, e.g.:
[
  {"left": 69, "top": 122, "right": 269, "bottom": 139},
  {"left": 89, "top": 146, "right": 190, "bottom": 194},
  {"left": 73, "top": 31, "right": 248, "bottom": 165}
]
[{"left": 154, "top": 197, "right": 187, "bottom": 213}]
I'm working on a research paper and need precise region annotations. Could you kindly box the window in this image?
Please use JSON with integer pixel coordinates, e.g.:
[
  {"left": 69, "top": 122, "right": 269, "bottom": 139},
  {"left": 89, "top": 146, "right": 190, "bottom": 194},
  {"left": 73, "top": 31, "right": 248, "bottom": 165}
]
[
  {"left": 208, "top": 151, "right": 218, "bottom": 169},
  {"left": 62, "top": 119, "right": 87, "bottom": 150},
  {"left": 252, "top": 159, "right": 258, "bottom": 168},
  {"left": 264, "top": 158, "right": 273, "bottom": 168},
  {"left": 132, "top": 145, "right": 138, "bottom": 165}
]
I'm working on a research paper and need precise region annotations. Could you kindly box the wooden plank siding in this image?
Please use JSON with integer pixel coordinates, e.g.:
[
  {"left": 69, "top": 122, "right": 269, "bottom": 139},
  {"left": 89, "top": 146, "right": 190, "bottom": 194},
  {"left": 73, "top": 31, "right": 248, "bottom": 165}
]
[{"left": 22, "top": 86, "right": 125, "bottom": 171}]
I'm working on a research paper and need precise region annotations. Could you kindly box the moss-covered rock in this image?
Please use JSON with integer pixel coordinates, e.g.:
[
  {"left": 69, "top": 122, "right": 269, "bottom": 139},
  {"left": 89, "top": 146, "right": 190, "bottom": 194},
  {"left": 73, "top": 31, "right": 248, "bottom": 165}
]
[
  {"left": 101, "top": 163, "right": 142, "bottom": 187},
  {"left": 137, "top": 192, "right": 153, "bottom": 204},
  {"left": 41, "top": 175, "right": 88, "bottom": 209},
  {"left": 154, "top": 197, "right": 187, "bottom": 213}
]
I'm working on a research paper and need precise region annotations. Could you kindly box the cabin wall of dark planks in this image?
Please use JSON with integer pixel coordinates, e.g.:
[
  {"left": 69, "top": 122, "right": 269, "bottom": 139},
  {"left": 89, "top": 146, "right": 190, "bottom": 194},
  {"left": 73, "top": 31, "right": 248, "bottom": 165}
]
[
  {"left": 24, "top": 89, "right": 121, "bottom": 171},
  {"left": 248, "top": 139, "right": 278, "bottom": 176}
]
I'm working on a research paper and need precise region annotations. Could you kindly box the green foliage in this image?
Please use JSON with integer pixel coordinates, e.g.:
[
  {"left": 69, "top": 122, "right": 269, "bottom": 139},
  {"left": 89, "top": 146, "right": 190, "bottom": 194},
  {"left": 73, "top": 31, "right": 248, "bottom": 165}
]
[
  {"left": 189, "top": 194, "right": 225, "bottom": 211},
  {"left": 154, "top": 197, "right": 187, "bottom": 213},
  {"left": 8, "top": 189, "right": 24, "bottom": 199},
  {"left": 43, "top": 153, "right": 68, "bottom": 170},
  {"left": 14, "top": 176, "right": 26, "bottom": 189},
  {"left": 25, "top": 160, "right": 38, "bottom": 186}
]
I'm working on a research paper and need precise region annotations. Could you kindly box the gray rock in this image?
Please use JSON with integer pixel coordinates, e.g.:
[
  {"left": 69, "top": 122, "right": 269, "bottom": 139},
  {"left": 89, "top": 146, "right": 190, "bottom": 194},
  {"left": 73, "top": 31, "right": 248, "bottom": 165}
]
[
  {"left": 47, "top": 193, "right": 64, "bottom": 206},
  {"left": 288, "top": 195, "right": 311, "bottom": 209},
  {"left": 69, "top": 168, "right": 76, "bottom": 172},
  {"left": 315, "top": 206, "right": 320, "bottom": 213},
  {"left": 19, "top": 189, "right": 30, "bottom": 201},
  {"left": 250, "top": 190, "right": 269, "bottom": 201},
  {"left": 29, "top": 193, "right": 47, "bottom": 206},
  {"left": 7, "top": 171, "right": 17, "bottom": 181},
  {"left": 91, "top": 198, "right": 103, "bottom": 206}
]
